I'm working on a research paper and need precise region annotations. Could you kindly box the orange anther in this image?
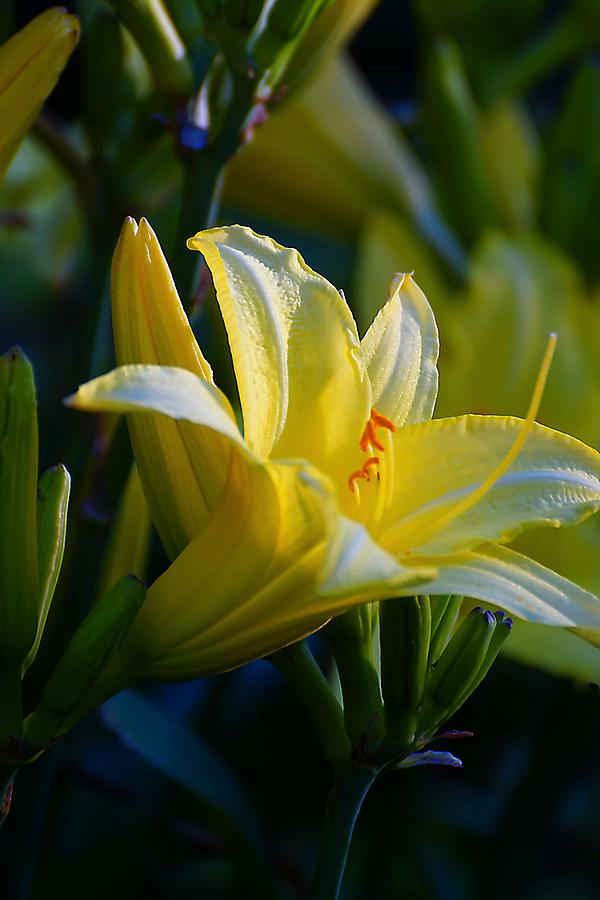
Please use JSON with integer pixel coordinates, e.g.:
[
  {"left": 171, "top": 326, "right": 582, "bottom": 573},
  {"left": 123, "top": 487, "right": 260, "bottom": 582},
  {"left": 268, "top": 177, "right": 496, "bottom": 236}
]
[
  {"left": 358, "top": 408, "right": 396, "bottom": 453},
  {"left": 371, "top": 409, "right": 396, "bottom": 432},
  {"left": 348, "top": 456, "right": 380, "bottom": 492}
]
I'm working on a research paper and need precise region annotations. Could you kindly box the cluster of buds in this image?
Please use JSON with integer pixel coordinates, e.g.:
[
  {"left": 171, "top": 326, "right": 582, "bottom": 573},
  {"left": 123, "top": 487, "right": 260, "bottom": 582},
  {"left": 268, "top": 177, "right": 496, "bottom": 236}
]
[
  {"left": 0, "top": 350, "right": 146, "bottom": 818},
  {"left": 327, "top": 596, "right": 513, "bottom": 771}
]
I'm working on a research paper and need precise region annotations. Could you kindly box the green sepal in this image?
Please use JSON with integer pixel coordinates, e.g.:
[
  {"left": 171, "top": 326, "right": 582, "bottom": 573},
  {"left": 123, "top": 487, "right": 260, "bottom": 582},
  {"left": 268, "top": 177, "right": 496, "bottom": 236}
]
[
  {"left": 380, "top": 595, "right": 431, "bottom": 745},
  {"left": 0, "top": 348, "right": 39, "bottom": 670},
  {"left": 418, "top": 607, "right": 496, "bottom": 737},
  {"left": 428, "top": 595, "right": 463, "bottom": 669},
  {"left": 25, "top": 576, "right": 146, "bottom": 742},
  {"left": 22, "top": 465, "right": 71, "bottom": 674}
]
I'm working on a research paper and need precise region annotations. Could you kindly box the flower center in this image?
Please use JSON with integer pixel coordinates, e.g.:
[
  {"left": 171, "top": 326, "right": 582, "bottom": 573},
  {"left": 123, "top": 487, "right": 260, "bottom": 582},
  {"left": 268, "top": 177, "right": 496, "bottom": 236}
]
[{"left": 348, "top": 409, "right": 396, "bottom": 522}]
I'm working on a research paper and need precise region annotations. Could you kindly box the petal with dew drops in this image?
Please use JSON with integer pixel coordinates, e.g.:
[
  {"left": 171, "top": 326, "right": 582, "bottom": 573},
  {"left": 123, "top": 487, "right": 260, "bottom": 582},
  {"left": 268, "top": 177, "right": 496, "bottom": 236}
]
[
  {"left": 0, "top": 9, "right": 79, "bottom": 180},
  {"left": 187, "top": 226, "right": 371, "bottom": 486},
  {"left": 110, "top": 218, "right": 233, "bottom": 558},
  {"left": 377, "top": 415, "right": 600, "bottom": 557},
  {"left": 360, "top": 273, "right": 439, "bottom": 427},
  {"left": 418, "top": 544, "right": 600, "bottom": 629},
  {"left": 66, "top": 365, "right": 246, "bottom": 451}
]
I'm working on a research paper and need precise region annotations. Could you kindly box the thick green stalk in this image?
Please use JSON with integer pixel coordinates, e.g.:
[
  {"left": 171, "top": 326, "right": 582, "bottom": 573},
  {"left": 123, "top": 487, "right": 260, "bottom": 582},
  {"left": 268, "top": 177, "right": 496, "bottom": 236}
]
[
  {"left": 310, "top": 765, "right": 377, "bottom": 900},
  {"left": 270, "top": 641, "right": 350, "bottom": 769}
]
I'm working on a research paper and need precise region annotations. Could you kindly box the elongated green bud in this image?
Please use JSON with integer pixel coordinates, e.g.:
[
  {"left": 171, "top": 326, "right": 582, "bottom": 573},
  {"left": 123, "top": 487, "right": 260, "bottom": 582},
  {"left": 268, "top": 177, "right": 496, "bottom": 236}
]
[
  {"left": 447, "top": 611, "right": 513, "bottom": 716},
  {"left": 0, "top": 348, "right": 39, "bottom": 670},
  {"left": 418, "top": 608, "right": 496, "bottom": 737},
  {"left": 22, "top": 465, "right": 71, "bottom": 673},
  {"left": 26, "top": 576, "right": 146, "bottom": 742},
  {"left": 380, "top": 595, "right": 431, "bottom": 745},
  {"left": 422, "top": 40, "right": 498, "bottom": 242},
  {"left": 326, "top": 606, "right": 384, "bottom": 747},
  {"left": 108, "top": 0, "right": 194, "bottom": 94},
  {"left": 250, "top": 0, "right": 331, "bottom": 73},
  {"left": 428, "top": 595, "right": 463, "bottom": 668}
]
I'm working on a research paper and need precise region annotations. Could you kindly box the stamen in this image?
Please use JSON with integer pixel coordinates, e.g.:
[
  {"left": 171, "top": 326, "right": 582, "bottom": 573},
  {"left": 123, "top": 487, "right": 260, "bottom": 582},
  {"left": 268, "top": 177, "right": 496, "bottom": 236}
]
[
  {"left": 350, "top": 408, "right": 398, "bottom": 510},
  {"left": 383, "top": 333, "right": 558, "bottom": 551},
  {"left": 372, "top": 427, "right": 396, "bottom": 526},
  {"left": 358, "top": 409, "right": 396, "bottom": 454},
  {"left": 348, "top": 456, "right": 380, "bottom": 492}
]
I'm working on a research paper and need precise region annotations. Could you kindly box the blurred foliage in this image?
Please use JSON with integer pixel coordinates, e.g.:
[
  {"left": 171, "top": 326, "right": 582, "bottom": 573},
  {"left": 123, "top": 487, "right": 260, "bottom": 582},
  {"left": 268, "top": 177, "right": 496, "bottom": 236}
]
[{"left": 1, "top": 0, "right": 600, "bottom": 898}]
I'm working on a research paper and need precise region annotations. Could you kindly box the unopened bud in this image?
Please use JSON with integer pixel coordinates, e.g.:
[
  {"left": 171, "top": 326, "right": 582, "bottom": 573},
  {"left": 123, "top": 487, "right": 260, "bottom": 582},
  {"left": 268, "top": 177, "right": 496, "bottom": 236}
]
[
  {"left": 418, "top": 607, "right": 496, "bottom": 737},
  {"left": 26, "top": 576, "right": 146, "bottom": 742},
  {"left": 380, "top": 595, "right": 431, "bottom": 745}
]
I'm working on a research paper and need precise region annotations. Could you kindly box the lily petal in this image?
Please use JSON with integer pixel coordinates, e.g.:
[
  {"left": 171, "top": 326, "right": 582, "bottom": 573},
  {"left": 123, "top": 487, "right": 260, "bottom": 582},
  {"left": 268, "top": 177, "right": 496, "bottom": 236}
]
[
  {"left": 109, "top": 218, "right": 233, "bottom": 557},
  {"left": 379, "top": 415, "right": 600, "bottom": 556},
  {"left": 102, "top": 457, "right": 335, "bottom": 680},
  {"left": 187, "top": 226, "right": 371, "bottom": 486},
  {"left": 360, "top": 273, "right": 439, "bottom": 427},
  {"left": 66, "top": 364, "right": 245, "bottom": 559},
  {"left": 418, "top": 544, "right": 600, "bottom": 629},
  {"left": 90, "top": 452, "right": 433, "bottom": 684},
  {"left": 318, "top": 516, "right": 435, "bottom": 600}
]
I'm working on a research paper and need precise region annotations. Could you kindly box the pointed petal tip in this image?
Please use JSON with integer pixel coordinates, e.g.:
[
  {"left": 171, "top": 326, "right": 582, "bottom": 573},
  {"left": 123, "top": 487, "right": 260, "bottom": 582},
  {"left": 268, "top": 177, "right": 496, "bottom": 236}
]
[{"left": 120, "top": 216, "right": 139, "bottom": 239}]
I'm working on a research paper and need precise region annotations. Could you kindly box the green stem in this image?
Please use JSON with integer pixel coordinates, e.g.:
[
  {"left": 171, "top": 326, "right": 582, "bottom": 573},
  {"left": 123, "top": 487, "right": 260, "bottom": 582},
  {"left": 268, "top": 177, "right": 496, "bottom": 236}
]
[
  {"left": 310, "top": 766, "right": 377, "bottom": 900},
  {"left": 32, "top": 114, "right": 104, "bottom": 231},
  {"left": 270, "top": 641, "right": 350, "bottom": 769},
  {"left": 172, "top": 74, "right": 256, "bottom": 306}
]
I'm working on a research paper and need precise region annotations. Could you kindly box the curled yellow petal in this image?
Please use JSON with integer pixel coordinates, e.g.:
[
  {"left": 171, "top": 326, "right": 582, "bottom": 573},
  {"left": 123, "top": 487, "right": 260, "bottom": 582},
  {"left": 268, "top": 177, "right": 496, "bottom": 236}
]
[
  {"left": 360, "top": 273, "right": 439, "bottom": 428},
  {"left": 0, "top": 8, "right": 80, "bottom": 181}
]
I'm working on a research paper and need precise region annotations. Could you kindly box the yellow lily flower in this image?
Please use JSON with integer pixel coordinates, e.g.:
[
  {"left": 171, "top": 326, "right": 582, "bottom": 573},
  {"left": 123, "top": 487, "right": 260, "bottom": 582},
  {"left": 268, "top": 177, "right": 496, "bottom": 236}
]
[
  {"left": 0, "top": 8, "right": 79, "bottom": 182},
  {"left": 354, "top": 215, "right": 600, "bottom": 677},
  {"left": 68, "top": 223, "right": 600, "bottom": 690}
]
